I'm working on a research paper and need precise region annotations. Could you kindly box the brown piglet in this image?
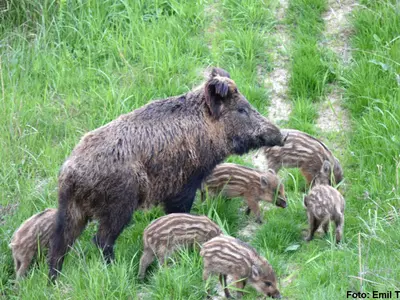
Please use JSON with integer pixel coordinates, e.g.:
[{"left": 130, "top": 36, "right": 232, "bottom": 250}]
[
  {"left": 254, "top": 129, "right": 343, "bottom": 187},
  {"left": 201, "top": 235, "right": 281, "bottom": 298},
  {"left": 201, "top": 163, "right": 287, "bottom": 223},
  {"left": 9, "top": 208, "right": 57, "bottom": 279},
  {"left": 304, "top": 161, "right": 345, "bottom": 243},
  {"left": 138, "top": 213, "right": 222, "bottom": 280}
]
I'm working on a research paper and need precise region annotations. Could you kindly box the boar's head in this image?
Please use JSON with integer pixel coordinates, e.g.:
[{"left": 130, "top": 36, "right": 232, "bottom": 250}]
[{"left": 204, "top": 68, "right": 286, "bottom": 155}]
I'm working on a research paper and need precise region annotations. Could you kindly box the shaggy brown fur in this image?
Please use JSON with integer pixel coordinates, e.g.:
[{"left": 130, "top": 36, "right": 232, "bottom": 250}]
[
  {"left": 48, "top": 67, "right": 285, "bottom": 280},
  {"left": 303, "top": 161, "right": 345, "bottom": 243},
  {"left": 201, "top": 163, "right": 287, "bottom": 223},
  {"left": 10, "top": 208, "right": 56, "bottom": 279},
  {"left": 255, "top": 129, "right": 343, "bottom": 186},
  {"left": 201, "top": 235, "right": 281, "bottom": 298},
  {"left": 138, "top": 213, "right": 222, "bottom": 280}
]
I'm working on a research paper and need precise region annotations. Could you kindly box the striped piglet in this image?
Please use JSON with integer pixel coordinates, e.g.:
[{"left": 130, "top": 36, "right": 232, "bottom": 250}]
[
  {"left": 138, "top": 213, "right": 222, "bottom": 279},
  {"left": 201, "top": 235, "right": 281, "bottom": 298},
  {"left": 10, "top": 208, "right": 57, "bottom": 279},
  {"left": 201, "top": 163, "right": 287, "bottom": 223},
  {"left": 254, "top": 129, "right": 343, "bottom": 186},
  {"left": 304, "top": 161, "right": 345, "bottom": 243}
]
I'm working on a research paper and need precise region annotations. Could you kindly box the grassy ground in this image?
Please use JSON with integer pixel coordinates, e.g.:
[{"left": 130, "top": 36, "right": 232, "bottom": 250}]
[{"left": 0, "top": 0, "right": 399, "bottom": 299}]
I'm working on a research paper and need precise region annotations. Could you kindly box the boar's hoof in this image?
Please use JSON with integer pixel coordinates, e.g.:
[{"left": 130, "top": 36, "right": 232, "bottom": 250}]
[{"left": 304, "top": 236, "right": 313, "bottom": 242}]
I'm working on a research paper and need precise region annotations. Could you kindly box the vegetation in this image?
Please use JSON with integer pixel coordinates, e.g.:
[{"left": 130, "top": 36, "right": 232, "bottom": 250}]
[{"left": 1, "top": 0, "right": 399, "bottom": 299}]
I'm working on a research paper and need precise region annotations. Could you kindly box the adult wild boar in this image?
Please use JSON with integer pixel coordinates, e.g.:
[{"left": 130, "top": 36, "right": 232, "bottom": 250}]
[{"left": 48, "top": 68, "right": 285, "bottom": 280}]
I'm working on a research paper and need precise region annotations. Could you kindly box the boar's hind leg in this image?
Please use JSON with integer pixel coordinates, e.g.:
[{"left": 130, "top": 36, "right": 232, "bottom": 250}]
[
  {"left": 93, "top": 176, "right": 139, "bottom": 263},
  {"left": 49, "top": 186, "right": 88, "bottom": 282}
]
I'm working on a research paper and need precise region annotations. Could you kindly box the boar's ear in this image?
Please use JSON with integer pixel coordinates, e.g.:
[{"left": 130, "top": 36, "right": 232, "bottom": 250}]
[
  {"left": 260, "top": 176, "right": 269, "bottom": 189},
  {"left": 205, "top": 77, "right": 230, "bottom": 118},
  {"left": 251, "top": 265, "right": 260, "bottom": 279},
  {"left": 210, "top": 67, "right": 231, "bottom": 79}
]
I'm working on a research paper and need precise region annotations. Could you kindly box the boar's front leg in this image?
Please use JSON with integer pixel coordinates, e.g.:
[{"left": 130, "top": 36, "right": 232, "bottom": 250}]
[{"left": 164, "top": 178, "right": 203, "bottom": 213}]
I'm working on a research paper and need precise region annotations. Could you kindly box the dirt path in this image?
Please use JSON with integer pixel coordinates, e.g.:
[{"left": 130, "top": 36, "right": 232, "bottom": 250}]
[
  {"left": 316, "top": 0, "right": 355, "bottom": 132},
  {"left": 264, "top": 0, "right": 292, "bottom": 125},
  {"left": 252, "top": 0, "right": 292, "bottom": 171},
  {"left": 204, "top": 0, "right": 222, "bottom": 52}
]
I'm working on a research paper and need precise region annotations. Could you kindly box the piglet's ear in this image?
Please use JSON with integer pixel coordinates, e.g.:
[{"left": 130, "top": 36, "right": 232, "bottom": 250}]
[
  {"left": 251, "top": 265, "right": 260, "bottom": 280},
  {"left": 205, "top": 77, "right": 230, "bottom": 118},
  {"left": 322, "top": 160, "right": 331, "bottom": 174},
  {"left": 260, "top": 176, "right": 269, "bottom": 189}
]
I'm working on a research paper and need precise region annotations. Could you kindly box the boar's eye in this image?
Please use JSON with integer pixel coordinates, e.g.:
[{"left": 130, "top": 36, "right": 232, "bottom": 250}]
[
  {"left": 237, "top": 107, "right": 248, "bottom": 115},
  {"left": 264, "top": 281, "right": 272, "bottom": 287}
]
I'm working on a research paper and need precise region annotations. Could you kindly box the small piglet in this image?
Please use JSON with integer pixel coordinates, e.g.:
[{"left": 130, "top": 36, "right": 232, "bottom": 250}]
[
  {"left": 138, "top": 213, "right": 222, "bottom": 279},
  {"left": 303, "top": 161, "right": 345, "bottom": 243},
  {"left": 201, "top": 163, "right": 287, "bottom": 223},
  {"left": 254, "top": 129, "right": 343, "bottom": 186},
  {"left": 9, "top": 208, "right": 56, "bottom": 279},
  {"left": 201, "top": 235, "right": 281, "bottom": 299}
]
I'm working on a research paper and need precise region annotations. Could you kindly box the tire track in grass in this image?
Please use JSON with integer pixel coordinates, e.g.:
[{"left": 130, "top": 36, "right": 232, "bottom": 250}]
[
  {"left": 316, "top": 0, "right": 355, "bottom": 132},
  {"left": 252, "top": 0, "right": 292, "bottom": 171},
  {"left": 264, "top": 0, "right": 292, "bottom": 125},
  {"left": 204, "top": 0, "right": 222, "bottom": 53}
]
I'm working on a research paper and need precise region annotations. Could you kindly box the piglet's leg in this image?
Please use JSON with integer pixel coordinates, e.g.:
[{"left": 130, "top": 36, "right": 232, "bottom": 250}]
[
  {"left": 219, "top": 274, "right": 232, "bottom": 298},
  {"left": 305, "top": 212, "right": 320, "bottom": 242},
  {"left": 246, "top": 196, "right": 262, "bottom": 224},
  {"left": 138, "top": 248, "right": 155, "bottom": 280},
  {"left": 232, "top": 275, "right": 246, "bottom": 298}
]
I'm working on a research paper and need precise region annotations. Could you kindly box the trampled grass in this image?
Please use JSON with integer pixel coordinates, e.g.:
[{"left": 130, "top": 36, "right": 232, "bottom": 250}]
[{"left": 1, "top": 0, "right": 399, "bottom": 299}]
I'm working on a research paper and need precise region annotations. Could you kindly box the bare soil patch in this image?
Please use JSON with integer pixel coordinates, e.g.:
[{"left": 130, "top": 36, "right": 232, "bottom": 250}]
[
  {"left": 322, "top": 0, "right": 356, "bottom": 64},
  {"left": 316, "top": 85, "right": 351, "bottom": 132},
  {"left": 317, "top": 0, "right": 355, "bottom": 132},
  {"left": 263, "top": 0, "right": 292, "bottom": 125}
]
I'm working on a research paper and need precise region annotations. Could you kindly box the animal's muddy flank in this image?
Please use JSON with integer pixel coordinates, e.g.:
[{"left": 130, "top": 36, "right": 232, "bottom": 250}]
[{"left": 317, "top": 0, "right": 355, "bottom": 132}]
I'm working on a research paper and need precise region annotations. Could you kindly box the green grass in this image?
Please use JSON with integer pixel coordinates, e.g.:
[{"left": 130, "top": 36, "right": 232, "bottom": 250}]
[
  {"left": 286, "top": 0, "right": 335, "bottom": 133},
  {"left": 1, "top": 0, "right": 400, "bottom": 299},
  {"left": 287, "top": 0, "right": 334, "bottom": 102}
]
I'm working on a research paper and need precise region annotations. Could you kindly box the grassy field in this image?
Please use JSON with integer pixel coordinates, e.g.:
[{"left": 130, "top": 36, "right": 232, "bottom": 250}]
[{"left": 1, "top": 0, "right": 399, "bottom": 299}]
